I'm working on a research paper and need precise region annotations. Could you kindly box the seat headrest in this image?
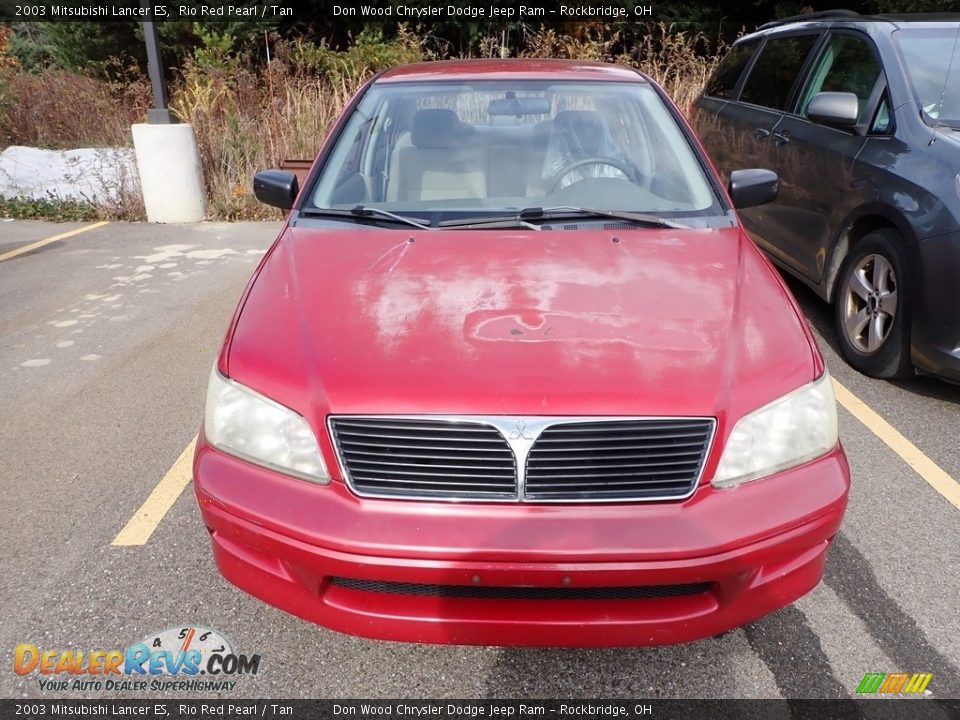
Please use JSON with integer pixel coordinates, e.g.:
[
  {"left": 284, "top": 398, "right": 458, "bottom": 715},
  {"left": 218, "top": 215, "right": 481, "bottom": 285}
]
[
  {"left": 553, "top": 110, "right": 605, "bottom": 158},
  {"left": 411, "top": 109, "right": 475, "bottom": 149}
]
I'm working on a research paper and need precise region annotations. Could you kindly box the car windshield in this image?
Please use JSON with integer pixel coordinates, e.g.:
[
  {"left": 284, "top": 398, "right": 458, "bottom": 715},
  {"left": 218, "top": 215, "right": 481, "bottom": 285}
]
[
  {"left": 894, "top": 24, "right": 960, "bottom": 129},
  {"left": 307, "top": 79, "right": 721, "bottom": 224}
]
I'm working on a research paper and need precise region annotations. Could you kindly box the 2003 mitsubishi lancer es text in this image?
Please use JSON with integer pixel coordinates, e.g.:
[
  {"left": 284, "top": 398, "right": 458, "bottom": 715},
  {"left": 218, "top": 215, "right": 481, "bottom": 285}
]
[{"left": 193, "top": 59, "right": 850, "bottom": 646}]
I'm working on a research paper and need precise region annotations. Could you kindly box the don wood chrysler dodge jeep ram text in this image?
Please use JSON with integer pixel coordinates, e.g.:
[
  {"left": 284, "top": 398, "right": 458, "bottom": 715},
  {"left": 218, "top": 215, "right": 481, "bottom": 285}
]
[{"left": 192, "top": 59, "right": 851, "bottom": 646}]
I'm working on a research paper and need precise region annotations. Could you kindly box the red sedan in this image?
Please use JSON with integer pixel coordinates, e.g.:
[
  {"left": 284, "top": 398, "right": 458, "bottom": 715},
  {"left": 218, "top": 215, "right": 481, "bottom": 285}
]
[{"left": 193, "top": 59, "right": 849, "bottom": 646}]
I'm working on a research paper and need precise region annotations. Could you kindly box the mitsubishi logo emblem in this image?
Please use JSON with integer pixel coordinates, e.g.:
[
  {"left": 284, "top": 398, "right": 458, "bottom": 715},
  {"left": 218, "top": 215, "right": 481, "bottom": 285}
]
[{"left": 508, "top": 419, "right": 533, "bottom": 441}]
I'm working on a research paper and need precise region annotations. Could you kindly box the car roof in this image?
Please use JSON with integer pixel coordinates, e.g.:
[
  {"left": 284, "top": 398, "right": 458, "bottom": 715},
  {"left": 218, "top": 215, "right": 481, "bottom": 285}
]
[
  {"left": 737, "top": 12, "right": 959, "bottom": 44},
  {"left": 376, "top": 59, "right": 646, "bottom": 84}
]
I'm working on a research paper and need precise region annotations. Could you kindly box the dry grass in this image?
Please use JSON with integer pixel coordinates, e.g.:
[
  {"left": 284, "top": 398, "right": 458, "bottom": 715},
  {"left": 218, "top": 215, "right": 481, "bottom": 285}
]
[
  {"left": 0, "top": 24, "right": 724, "bottom": 220},
  {"left": 170, "top": 48, "right": 369, "bottom": 219},
  {"left": 169, "top": 29, "right": 429, "bottom": 219},
  {"left": 520, "top": 24, "right": 725, "bottom": 112},
  {"left": 0, "top": 62, "right": 150, "bottom": 149}
]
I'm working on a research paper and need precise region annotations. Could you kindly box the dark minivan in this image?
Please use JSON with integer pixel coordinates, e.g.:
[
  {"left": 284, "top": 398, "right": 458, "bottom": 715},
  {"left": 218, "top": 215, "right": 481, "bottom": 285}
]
[{"left": 692, "top": 12, "right": 960, "bottom": 381}]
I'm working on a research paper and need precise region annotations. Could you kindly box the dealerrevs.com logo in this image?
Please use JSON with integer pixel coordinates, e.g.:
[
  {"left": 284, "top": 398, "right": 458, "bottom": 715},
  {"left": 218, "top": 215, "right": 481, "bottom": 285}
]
[
  {"left": 856, "top": 672, "right": 933, "bottom": 695},
  {"left": 13, "top": 625, "right": 261, "bottom": 692}
]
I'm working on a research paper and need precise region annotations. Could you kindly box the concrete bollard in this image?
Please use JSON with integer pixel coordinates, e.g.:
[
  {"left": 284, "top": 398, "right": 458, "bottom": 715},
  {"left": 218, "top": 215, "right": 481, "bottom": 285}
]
[{"left": 131, "top": 123, "right": 206, "bottom": 223}]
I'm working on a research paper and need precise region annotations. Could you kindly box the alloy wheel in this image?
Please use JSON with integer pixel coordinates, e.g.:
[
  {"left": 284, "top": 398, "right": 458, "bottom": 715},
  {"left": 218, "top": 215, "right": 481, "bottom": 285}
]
[{"left": 842, "top": 253, "right": 898, "bottom": 353}]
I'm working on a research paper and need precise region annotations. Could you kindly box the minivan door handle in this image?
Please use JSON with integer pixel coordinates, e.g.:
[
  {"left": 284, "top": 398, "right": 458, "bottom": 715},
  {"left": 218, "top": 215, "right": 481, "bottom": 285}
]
[
  {"left": 773, "top": 131, "right": 791, "bottom": 147},
  {"left": 753, "top": 128, "right": 771, "bottom": 141}
]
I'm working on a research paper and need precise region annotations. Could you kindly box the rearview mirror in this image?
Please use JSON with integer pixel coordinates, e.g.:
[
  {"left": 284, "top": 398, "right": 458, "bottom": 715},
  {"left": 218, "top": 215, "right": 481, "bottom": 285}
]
[
  {"left": 807, "top": 91, "right": 859, "bottom": 128},
  {"left": 253, "top": 170, "right": 299, "bottom": 210},
  {"left": 728, "top": 169, "right": 779, "bottom": 209},
  {"left": 488, "top": 96, "right": 551, "bottom": 117}
]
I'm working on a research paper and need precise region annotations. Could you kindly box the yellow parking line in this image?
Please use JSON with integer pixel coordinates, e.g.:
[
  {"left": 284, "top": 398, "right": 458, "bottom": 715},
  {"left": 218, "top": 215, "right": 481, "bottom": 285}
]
[
  {"left": 833, "top": 379, "right": 960, "bottom": 511},
  {"left": 0, "top": 220, "right": 109, "bottom": 262},
  {"left": 112, "top": 436, "right": 197, "bottom": 546}
]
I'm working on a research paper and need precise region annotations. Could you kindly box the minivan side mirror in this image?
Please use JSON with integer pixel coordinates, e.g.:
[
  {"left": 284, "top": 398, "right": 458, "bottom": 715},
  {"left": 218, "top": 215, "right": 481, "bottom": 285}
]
[
  {"left": 728, "top": 169, "right": 779, "bottom": 209},
  {"left": 253, "top": 170, "right": 299, "bottom": 210},
  {"left": 807, "top": 91, "right": 859, "bottom": 128}
]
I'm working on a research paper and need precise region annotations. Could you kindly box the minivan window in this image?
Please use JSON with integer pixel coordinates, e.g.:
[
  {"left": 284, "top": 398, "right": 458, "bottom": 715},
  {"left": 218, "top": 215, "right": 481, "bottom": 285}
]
[
  {"left": 740, "top": 35, "right": 820, "bottom": 111},
  {"left": 797, "top": 33, "right": 883, "bottom": 122},
  {"left": 704, "top": 42, "right": 757, "bottom": 99},
  {"left": 871, "top": 95, "right": 893, "bottom": 134}
]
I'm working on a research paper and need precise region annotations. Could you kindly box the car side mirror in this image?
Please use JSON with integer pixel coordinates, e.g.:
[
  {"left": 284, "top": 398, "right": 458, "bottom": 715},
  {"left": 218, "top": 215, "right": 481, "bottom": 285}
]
[
  {"left": 728, "top": 169, "right": 779, "bottom": 209},
  {"left": 807, "top": 91, "right": 859, "bottom": 128},
  {"left": 253, "top": 170, "right": 299, "bottom": 210}
]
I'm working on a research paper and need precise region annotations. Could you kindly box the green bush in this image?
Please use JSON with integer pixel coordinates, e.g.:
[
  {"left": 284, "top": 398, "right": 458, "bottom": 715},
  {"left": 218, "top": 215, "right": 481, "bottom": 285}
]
[
  {"left": 291, "top": 27, "right": 427, "bottom": 87},
  {"left": 0, "top": 196, "right": 100, "bottom": 221}
]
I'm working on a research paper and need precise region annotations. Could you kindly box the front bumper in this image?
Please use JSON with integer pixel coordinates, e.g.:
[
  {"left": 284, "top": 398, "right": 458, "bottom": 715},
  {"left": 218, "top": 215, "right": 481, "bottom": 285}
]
[
  {"left": 914, "top": 231, "right": 960, "bottom": 382},
  {"left": 193, "top": 438, "right": 849, "bottom": 647}
]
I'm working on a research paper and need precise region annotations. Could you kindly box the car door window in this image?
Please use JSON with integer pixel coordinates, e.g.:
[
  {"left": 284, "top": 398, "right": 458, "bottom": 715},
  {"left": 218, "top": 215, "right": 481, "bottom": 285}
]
[
  {"left": 870, "top": 94, "right": 893, "bottom": 134},
  {"left": 797, "top": 33, "right": 883, "bottom": 123},
  {"left": 739, "top": 35, "right": 820, "bottom": 111},
  {"left": 704, "top": 42, "right": 758, "bottom": 99}
]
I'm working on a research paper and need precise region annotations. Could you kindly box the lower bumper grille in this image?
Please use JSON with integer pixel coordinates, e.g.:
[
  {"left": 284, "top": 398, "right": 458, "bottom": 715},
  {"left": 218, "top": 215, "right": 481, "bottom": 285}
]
[{"left": 330, "top": 577, "right": 711, "bottom": 600}]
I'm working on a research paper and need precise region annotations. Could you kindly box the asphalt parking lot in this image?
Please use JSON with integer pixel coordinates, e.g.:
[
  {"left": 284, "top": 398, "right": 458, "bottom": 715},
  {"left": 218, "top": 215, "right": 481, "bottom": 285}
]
[{"left": 1, "top": 219, "right": 958, "bottom": 701}]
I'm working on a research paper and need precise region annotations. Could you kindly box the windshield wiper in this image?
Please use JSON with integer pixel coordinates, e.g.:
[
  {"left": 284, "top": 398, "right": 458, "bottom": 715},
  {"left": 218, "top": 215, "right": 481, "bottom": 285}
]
[
  {"left": 438, "top": 206, "right": 688, "bottom": 229},
  {"left": 349, "top": 205, "right": 434, "bottom": 230},
  {"left": 547, "top": 206, "right": 690, "bottom": 229},
  {"left": 300, "top": 205, "right": 687, "bottom": 231},
  {"left": 298, "top": 206, "right": 433, "bottom": 230},
  {"left": 435, "top": 211, "right": 544, "bottom": 231}
]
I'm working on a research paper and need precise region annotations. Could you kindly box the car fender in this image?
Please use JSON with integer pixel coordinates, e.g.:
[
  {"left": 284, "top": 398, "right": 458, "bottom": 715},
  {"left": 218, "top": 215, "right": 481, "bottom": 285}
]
[{"left": 824, "top": 201, "right": 921, "bottom": 304}]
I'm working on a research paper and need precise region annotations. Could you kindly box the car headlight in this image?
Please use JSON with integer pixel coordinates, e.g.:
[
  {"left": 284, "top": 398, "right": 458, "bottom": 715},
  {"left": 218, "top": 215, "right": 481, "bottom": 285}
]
[
  {"left": 204, "top": 368, "right": 329, "bottom": 483},
  {"left": 712, "top": 372, "right": 837, "bottom": 488}
]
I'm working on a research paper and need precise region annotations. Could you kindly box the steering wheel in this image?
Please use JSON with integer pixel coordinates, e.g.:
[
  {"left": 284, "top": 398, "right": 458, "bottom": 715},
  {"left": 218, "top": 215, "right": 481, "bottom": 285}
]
[{"left": 549, "top": 157, "right": 636, "bottom": 193}]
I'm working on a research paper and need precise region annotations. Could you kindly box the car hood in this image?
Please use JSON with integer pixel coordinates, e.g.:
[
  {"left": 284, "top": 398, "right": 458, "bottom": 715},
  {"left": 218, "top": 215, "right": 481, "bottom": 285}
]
[
  {"left": 934, "top": 125, "right": 960, "bottom": 147},
  {"left": 227, "top": 225, "right": 818, "bottom": 426}
]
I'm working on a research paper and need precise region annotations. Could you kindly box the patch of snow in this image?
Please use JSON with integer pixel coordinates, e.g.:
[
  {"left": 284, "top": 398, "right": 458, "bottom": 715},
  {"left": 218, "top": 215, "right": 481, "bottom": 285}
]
[
  {"left": 0, "top": 146, "right": 139, "bottom": 205},
  {"left": 135, "top": 245, "right": 194, "bottom": 263},
  {"left": 186, "top": 248, "right": 236, "bottom": 260}
]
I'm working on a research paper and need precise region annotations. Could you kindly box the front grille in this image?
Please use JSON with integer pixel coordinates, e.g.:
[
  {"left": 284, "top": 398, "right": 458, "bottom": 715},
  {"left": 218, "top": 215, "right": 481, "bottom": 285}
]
[
  {"left": 330, "top": 577, "right": 711, "bottom": 600},
  {"left": 330, "top": 415, "right": 715, "bottom": 503},
  {"left": 330, "top": 417, "right": 516, "bottom": 500},
  {"left": 524, "top": 419, "right": 714, "bottom": 501}
]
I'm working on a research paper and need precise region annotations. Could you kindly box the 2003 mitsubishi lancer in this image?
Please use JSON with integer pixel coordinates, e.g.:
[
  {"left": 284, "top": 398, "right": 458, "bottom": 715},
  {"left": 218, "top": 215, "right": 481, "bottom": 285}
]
[{"left": 193, "top": 59, "right": 850, "bottom": 646}]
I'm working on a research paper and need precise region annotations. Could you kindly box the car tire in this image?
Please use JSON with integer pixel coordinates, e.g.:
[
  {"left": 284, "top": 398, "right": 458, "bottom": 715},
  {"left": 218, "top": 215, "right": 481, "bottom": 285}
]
[{"left": 834, "top": 230, "right": 913, "bottom": 379}]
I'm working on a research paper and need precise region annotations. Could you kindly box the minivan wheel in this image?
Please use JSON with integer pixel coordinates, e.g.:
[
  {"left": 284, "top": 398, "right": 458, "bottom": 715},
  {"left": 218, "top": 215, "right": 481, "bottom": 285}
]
[{"left": 834, "top": 230, "right": 913, "bottom": 378}]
